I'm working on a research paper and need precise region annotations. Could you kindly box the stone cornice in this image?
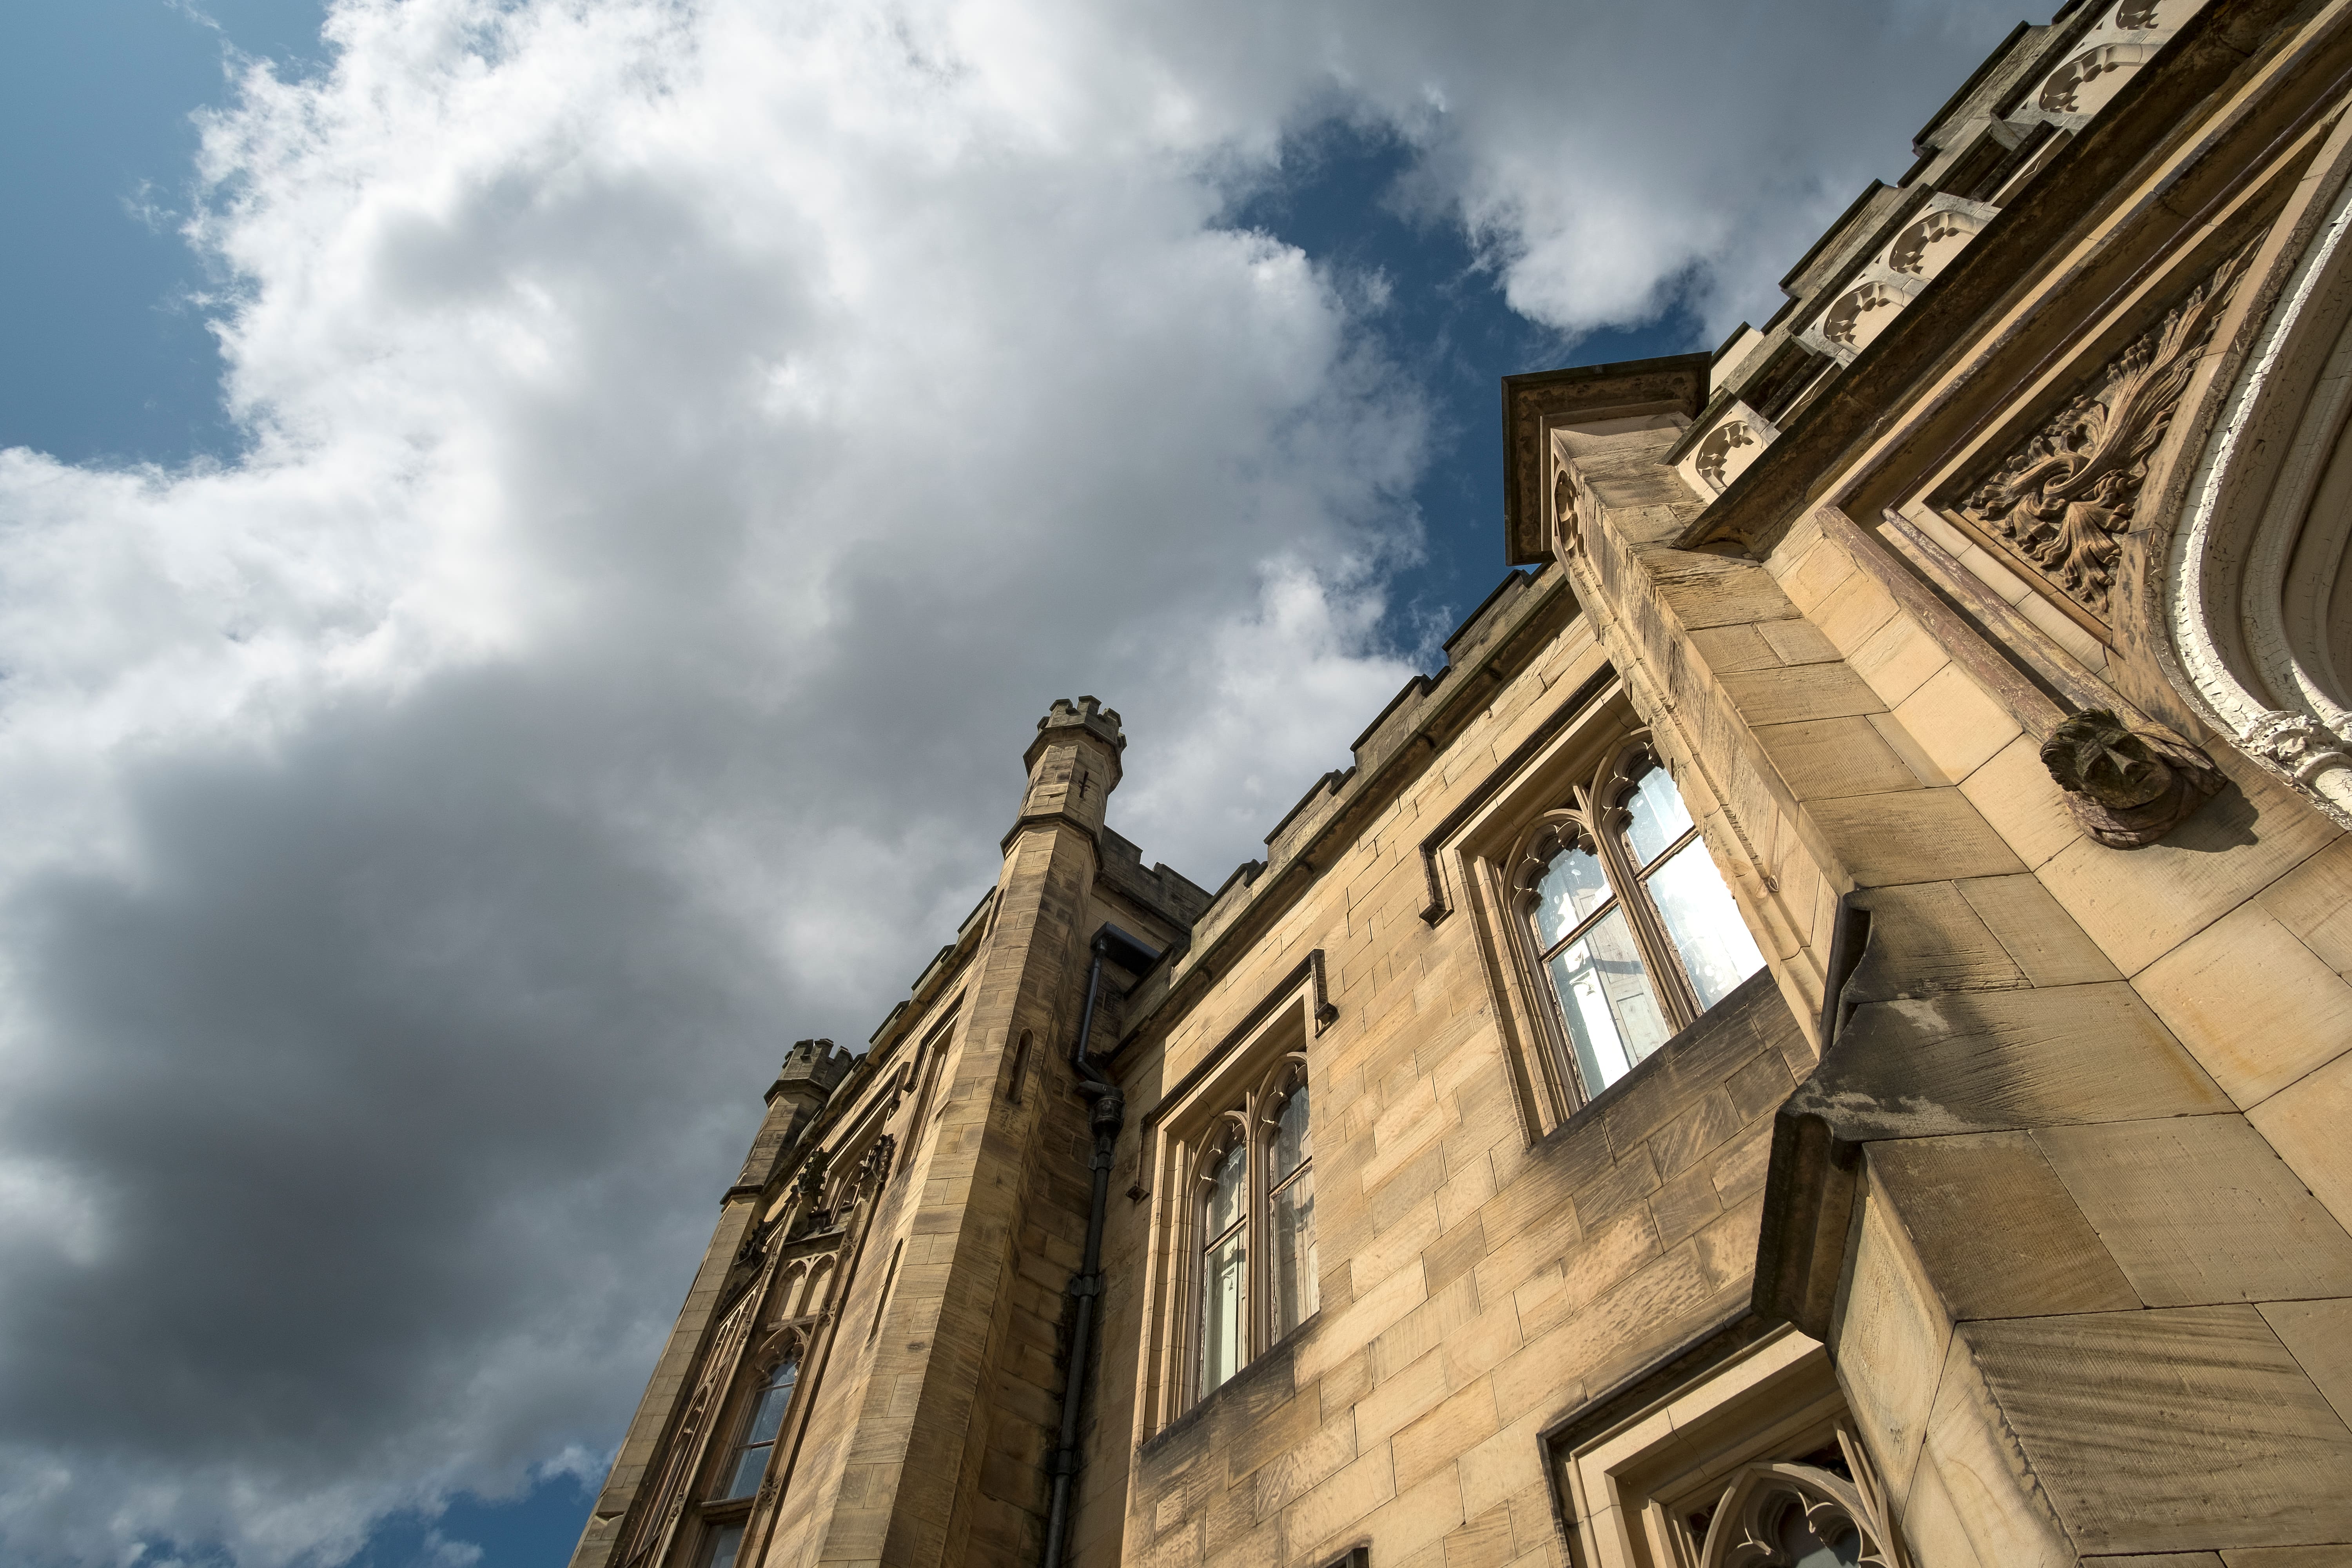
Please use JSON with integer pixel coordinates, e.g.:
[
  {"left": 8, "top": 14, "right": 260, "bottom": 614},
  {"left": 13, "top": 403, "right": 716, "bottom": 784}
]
[
  {"left": 1501, "top": 355, "right": 1712, "bottom": 564},
  {"left": 1677, "top": 0, "right": 2317, "bottom": 559}
]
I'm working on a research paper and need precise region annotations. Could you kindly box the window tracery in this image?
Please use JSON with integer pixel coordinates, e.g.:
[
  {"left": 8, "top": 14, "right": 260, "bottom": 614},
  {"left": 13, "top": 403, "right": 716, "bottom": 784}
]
[
  {"left": 1692, "top": 1447, "right": 1901, "bottom": 1568},
  {"left": 1553, "top": 1332, "right": 1906, "bottom": 1568},
  {"left": 1510, "top": 740, "right": 1765, "bottom": 1101}
]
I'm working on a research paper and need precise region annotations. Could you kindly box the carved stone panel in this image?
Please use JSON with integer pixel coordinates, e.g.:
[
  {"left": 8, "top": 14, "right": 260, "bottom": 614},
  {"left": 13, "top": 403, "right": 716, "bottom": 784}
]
[{"left": 1946, "top": 245, "right": 2252, "bottom": 634}]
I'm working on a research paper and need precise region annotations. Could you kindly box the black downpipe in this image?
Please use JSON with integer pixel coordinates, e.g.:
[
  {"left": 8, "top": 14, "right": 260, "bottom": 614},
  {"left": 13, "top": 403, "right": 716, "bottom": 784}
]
[{"left": 1041, "top": 926, "right": 1155, "bottom": 1568}]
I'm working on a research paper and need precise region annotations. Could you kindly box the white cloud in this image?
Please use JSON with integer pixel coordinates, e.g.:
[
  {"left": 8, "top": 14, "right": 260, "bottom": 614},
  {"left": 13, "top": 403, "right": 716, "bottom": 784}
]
[{"left": 0, "top": 0, "right": 2020, "bottom": 1561}]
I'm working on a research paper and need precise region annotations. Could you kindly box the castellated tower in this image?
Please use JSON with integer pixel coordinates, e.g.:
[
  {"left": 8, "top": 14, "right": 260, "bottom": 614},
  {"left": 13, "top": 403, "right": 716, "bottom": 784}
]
[{"left": 569, "top": 698, "right": 1206, "bottom": 1568}]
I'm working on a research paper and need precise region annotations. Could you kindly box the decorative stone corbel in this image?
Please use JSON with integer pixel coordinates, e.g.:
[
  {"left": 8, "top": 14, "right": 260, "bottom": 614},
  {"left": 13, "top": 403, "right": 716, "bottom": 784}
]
[
  {"left": 2038, "top": 709, "right": 2223, "bottom": 848},
  {"left": 732, "top": 1220, "right": 774, "bottom": 1269}
]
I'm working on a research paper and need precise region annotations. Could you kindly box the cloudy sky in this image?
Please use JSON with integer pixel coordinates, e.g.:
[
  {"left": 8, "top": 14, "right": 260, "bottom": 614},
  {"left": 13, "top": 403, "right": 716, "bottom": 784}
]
[{"left": 1, "top": 1, "right": 2025, "bottom": 1563}]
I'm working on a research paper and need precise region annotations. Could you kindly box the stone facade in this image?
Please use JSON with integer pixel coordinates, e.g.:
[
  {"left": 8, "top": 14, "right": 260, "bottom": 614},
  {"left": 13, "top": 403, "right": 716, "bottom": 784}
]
[{"left": 572, "top": 4, "right": 2352, "bottom": 1565}]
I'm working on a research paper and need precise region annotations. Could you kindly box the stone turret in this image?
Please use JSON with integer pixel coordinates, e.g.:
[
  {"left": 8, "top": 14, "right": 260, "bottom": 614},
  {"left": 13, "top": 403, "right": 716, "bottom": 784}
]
[
  {"left": 1009, "top": 695, "right": 1125, "bottom": 848},
  {"left": 765, "top": 1036, "right": 855, "bottom": 1117}
]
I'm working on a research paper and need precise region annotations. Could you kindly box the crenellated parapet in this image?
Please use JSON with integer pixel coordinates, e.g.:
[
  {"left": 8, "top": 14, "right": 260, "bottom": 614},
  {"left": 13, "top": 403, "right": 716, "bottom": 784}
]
[
  {"left": 766, "top": 1038, "right": 855, "bottom": 1108},
  {"left": 1008, "top": 695, "right": 1127, "bottom": 851}
]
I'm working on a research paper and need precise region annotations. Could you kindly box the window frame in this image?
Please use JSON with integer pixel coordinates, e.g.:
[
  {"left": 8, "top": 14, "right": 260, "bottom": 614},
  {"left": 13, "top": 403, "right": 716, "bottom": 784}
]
[
  {"left": 1182, "top": 1049, "right": 1316, "bottom": 1407},
  {"left": 1546, "top": 1327, "right": 1909, "bottom": 1568},
  {"left": 1505, "top": 735, "right": 1753, "bottom": 1107},
  {"left": 1137, "top": 964, "right": 1336, "bottom": 1435},
  {"left": 706, "top": 1337, "right": 806, "bottom": 1507}
]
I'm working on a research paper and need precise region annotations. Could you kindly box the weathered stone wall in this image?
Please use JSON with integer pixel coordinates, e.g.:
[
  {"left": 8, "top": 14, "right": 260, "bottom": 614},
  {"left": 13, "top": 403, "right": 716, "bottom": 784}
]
[
  {"left": 579, "top": 7, "right": 2352, "bottom": 1568},
  {"left": 1074, "top": 584, "right": 1817, "bottom": 1568},
  {"left": 1107, "top": 973, "right": 1803, "bottom": 1568}
]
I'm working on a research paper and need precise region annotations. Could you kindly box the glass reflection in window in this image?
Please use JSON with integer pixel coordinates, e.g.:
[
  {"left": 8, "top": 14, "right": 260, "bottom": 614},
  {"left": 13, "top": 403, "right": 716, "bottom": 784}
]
[
  {"left": 719, "top": 1355, "right": 799, "bottom": 1499},
  {"left": 1267, "top": 1084, "right": 1317, "bottom": 1339},
  {"left": 1523, "top": 750, "right": 1766, "bottom": 1102},
  {"left": 700, "top": 1523, "right": 745, "bottom": 1568},
  {"left": 1198, "top": 1139, "right": 1247, "bottom": 1398}
]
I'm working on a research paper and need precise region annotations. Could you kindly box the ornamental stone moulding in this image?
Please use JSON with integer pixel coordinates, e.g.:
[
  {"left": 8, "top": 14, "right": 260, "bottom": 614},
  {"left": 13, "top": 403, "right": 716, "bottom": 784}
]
[
  {"left": 2168, "top": 156, "right": 2352, "bottom": 828},
  {"left": 1678, "top": 400, "right": 1780, "bottom": 497},
  {"left": 2015, "top": 0, "right": 2210, "bottom": 134},
  {"left": 1797, "top": 193, "right": 1998, "bottom": 370},
  {"left": 1950, "top": 241, "right": 2253, "bottom": 630}
]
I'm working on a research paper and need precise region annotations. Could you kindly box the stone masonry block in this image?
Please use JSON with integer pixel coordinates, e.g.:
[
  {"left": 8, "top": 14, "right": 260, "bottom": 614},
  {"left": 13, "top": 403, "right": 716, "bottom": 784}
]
[
  {"left": 1915, "top": 1330, "right": 2072, "bottom": 1568},
  {"left": 1846, "top": 880, "right": 2028, "bottom": 999},
  {"left": 2257, "top": 834, "right": 2352, "bottom": 980},
  {"left": 1751, "top": 715, "right": 1924, "bottom": 800},
  {"left": 1953, "top": 873, "right": 2119, "bottom": 987},
  {"left": 1851, "top": 610, "right": 1950, "bottom": 709},
  {"left": 1804, "top": 788, "right": 2025, "bottom": 886},
  {"left": 1686, "top": 624, "right": 1780, "bottom": 672},
  {"left": 2034, "top": 1114, "right": 2352, "bottom": 1307},
  {"left": 1279, "top": 1445, "right": 1397, "bottom": 1563},
  {"left": 2249, "top": 1042, "right": 2352, "bottom": 1232},
  {"left": 2036, "top": 757, "right": 2339, "bottom": 976},
  {"left": 1780, "top": 539, "right": 1856, "bottom": 616},
  {"left": 1715, "top": 664, "right": 1887, "bottom": 727},
  {"left": 1442, "top": 1503, "right": 1519, "bottom": 1568},
  {"left": 1757, "top": 611, "right": 1843, "bottom": 667},
  {"left": 1867, "top": 1131, "right": 2137, "bottom": 1321},
  {"left": 1886, "top": 663, "right": 2021, "bottom": 787},
  {"left": 1250, "top": 1410, "right": 1359, "bottom": 1523},
  {"left": 1393, "top": 1377, "right": 1501, "bottom": 1482},
  {"left": 1375, "top": 1273, "right": 1481, "bottom": 1385},
  {"left": 1812, "top": 568, "right": 1900, "bottom": 656},
  {"left": 1837, "top": 1180, "right": 1956, "bottom": 1501},
  {"left": 1964, "top": 1305, "right": 2352, "bottom": 1553},
  {"left": 2134, "top": 901, "right": 2352, "bottom": 1109},
  {"left": 2258, "top": 1298, "right": 2352, "bottom": 1431},
  {"left": 1814, "top": 983, "right": 2231, "bottom": 1139}
]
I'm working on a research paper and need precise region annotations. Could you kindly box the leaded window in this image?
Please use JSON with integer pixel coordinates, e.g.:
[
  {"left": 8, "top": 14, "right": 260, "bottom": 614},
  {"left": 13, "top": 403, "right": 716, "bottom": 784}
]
[
  {"left": 1191, "top": 1058, "right": 1317, "bottom": 1403},
  {"left": 716, "top": 1354, "right": 799, "bottom": 1501},
  {"left": 1515, "top": 742, "right": 1766, "bottom": 1101}
]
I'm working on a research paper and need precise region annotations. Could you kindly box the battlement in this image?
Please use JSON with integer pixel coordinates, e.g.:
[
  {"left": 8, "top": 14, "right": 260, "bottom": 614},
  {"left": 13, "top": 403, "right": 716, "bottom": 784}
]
[
  {"left": 766, "top": 1037, "right": 856, "bottom": 1103},
  {"left": 1025, "top": 695, "right": 1126, "bottom": 769}
]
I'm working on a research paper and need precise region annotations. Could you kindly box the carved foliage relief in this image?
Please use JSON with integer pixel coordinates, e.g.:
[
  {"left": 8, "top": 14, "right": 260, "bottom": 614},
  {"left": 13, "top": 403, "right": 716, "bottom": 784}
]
[{"left": 1953, "top": 244, "right": 2252, "bottom": 624}]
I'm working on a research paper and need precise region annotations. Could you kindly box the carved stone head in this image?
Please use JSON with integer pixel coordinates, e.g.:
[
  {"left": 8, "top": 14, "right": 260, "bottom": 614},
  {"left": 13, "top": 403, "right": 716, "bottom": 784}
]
[{"left": 2040, "top": 710, "right": 2174, "bottom": 808}]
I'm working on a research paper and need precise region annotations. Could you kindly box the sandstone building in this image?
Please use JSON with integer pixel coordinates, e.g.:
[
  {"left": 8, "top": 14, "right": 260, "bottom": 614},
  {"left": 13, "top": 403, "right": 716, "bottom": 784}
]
[{"left": 570, "top": 2, "right": 2352, "bottom": 1563}]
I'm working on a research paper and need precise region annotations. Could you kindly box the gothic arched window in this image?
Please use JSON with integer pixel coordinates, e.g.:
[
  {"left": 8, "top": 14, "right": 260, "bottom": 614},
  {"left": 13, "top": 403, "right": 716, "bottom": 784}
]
[
  {"left": 1265, "top": 1076, "right": 1316, "bottom": 1342},
  {"left": 1516, "top": 742, "right": 1766, "bottom": 1101},
  {"left": 1191, "top": 1055, "right": 1318, "bottom": 1404},
  {"left": 716, "top": 1353, "right": 800, "bottom": 1501},
  {"left": 1196, "top": 1124, "right": 1247, "bottom": 1398}
]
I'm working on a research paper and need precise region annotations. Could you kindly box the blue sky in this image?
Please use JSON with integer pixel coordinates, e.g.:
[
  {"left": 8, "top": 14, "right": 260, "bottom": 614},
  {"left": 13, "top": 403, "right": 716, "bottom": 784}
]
[
  {"left": 2, "top": 2, "right": 327, "bottom": 466},
  {"left": 0, "top": 4, "right": 2020, "bottom": 1566},
  {"left": 2, "top": 1, "right": 1693, "bottom": 644}
]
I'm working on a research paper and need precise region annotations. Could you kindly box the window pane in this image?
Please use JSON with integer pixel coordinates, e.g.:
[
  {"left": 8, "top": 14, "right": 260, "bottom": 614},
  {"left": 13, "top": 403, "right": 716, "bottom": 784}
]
[
  {"left": 1646, "top": 840, "right": 1767, "bottom": 1009},
  {"left": 1532, "top": 842, "right": 1612, "bottom": 949},
  {"left": 1198, "top": 1231, "right": 1245, "bottom": 1396},
  {"left": 1775, "top": 1501, "right": 1862, "bottom": 1568},
  {"left": 1546, "top": 908, "right": 1671, "bottom": 1094},
  {"left": 1269, "top": 1167, "right": 1317, "bottom": 1338},
  {"left": 1621, "top": 759, "right": 1695, "bottom": 867},
  {"left": 1270, "top": 1085, "right": 1310, "bottom": 1183},
  {"left": 724, "top": 1442, "right": 771, "bottom": 1500},
  {"left": 1203, "top": 1142, "right": 1245, "bottom": 1237},
  {"left": 743, "top": 1363, "right": 797, "bottom": 1446},
  {"left": 701, "top": 1523, "right": 746, "bottom": 1568}
]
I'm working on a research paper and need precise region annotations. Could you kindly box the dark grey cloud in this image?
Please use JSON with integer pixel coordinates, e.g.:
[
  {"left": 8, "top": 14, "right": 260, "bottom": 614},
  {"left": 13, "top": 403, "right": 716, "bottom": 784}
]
[{"left": 0, "top": 0, "right": 2022, "bottom": 1560}]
